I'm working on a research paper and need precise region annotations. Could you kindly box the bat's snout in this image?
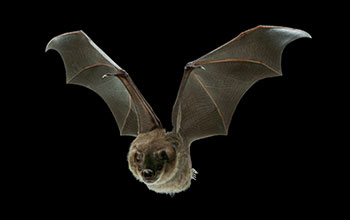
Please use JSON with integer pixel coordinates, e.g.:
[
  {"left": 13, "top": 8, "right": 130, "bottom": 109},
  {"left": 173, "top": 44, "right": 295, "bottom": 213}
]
[{"left": 141, "top": 169, "right": 156, "bottom": 183}]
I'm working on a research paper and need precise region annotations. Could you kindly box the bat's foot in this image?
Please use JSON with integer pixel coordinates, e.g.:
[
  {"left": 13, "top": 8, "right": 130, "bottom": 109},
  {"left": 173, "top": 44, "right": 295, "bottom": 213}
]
[{"left": 191, "top": 168, "right": 198, "bottom": 180}]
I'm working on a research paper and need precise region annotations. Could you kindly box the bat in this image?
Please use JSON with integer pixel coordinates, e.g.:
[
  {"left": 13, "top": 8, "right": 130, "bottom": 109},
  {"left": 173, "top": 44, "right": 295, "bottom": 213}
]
[{"left": 46, "top": 25, "right": 311, "bottom": 196}]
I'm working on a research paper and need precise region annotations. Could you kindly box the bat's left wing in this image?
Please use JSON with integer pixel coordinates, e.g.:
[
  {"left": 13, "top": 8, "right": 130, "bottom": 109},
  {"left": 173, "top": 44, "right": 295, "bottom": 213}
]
[
  {"left": 46, "top": 31, "right": 162, "bottom": 136},
  {"left": 172, "top": 25, "right": 311, "bottom": 144}
]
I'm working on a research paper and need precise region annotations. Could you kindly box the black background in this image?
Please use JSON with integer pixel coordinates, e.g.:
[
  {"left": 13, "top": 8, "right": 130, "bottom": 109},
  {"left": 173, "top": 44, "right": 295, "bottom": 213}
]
[{"left": 6, "top": 3, "right": 338, "bottom": 218}]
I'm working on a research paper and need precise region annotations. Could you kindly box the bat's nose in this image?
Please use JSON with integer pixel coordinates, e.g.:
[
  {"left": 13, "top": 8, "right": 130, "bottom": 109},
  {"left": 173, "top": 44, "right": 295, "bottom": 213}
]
[{"left": 142, "top": 169, "right": 154, "bottom": 178}]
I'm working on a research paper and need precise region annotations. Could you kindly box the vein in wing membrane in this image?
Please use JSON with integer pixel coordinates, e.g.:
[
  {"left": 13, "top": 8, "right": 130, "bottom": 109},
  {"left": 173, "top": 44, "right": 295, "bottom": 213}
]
[
  {"left": 69, "top": 65, "right": 137, "bottom": 136},
  {"left": 178, "top": 61, "right": 278, "bottom": 141},
  {"left": 192, "top": 72, "right": 227, "bottom": 132}
]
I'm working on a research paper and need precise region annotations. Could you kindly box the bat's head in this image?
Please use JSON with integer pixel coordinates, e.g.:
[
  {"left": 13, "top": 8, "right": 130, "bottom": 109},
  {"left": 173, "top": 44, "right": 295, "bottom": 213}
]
[{"left": 128, "top": 129, "right": 178, "bottom": 186}]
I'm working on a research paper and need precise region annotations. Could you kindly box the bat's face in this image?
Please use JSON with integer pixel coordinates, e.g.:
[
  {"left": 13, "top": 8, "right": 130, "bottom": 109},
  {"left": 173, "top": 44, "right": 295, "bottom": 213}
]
[{"left": 128, "top": 129, "right": 177, "bottom": 185}]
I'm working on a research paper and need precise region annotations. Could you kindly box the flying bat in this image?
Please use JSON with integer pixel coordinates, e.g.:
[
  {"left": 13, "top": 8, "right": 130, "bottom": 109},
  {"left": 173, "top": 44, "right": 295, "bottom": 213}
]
[{"left": 46, "top": 25, "right": 311, "bottom": 196}]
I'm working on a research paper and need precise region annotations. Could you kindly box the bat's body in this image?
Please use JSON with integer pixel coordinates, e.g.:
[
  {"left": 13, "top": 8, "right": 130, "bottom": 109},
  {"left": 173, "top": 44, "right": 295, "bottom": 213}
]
[
  {"left": 128, "top": 129, "right": 192, "bottom": 194},
  {"left": 46, "top": 26, "right": 310, "bottom": 195}
]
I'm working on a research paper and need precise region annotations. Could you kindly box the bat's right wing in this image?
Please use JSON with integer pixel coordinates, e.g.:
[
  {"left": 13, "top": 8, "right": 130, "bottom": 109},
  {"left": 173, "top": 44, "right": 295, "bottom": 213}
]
[
  {"left": 172, "top": 25, "right": 311, "bottom": 144},
  {"left": 46, "top": 31, "right": 162, "bottom": 136}
]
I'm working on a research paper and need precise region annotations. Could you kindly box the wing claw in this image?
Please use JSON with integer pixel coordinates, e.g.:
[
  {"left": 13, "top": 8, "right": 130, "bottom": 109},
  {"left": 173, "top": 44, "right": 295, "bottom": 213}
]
[
  {"left": 102, "top": 69, "right": 128, "bottom": 78},
  {"left": 185, "top": 61, "right": 206, "bottom": 71}
]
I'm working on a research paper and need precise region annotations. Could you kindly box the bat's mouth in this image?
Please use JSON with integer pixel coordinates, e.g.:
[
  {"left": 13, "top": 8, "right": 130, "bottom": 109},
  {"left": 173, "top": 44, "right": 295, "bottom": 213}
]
[{"left": 143, "top": 177, "right": 157, "bottom": 184}]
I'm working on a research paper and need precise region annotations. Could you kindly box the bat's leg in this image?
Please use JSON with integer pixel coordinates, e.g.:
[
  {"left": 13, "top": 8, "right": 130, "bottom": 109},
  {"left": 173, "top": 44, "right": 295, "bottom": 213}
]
[{"left": 191, "top": 168, "right": 198, "bottom": 180}]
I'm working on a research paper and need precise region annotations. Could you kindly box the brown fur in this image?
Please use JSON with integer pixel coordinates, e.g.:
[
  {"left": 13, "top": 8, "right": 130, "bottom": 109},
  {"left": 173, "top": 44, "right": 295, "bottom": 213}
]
[{"left": 127, "top": 129, "right": 192, "bottom": 195}]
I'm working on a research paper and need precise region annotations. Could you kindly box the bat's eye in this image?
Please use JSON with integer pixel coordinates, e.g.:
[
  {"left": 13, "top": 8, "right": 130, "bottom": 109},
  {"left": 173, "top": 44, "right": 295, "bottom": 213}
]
[
  {"left": 135, "top": 152, "right": 143, "bottom": 163},
  {"left": 160, "top": 150, "right": 168, "bottom": 161},
  {"left": 156, "top": 164, "right": 163, "bottom": 171},
  {"left": 138, "top": 167, "right": 142, "bottom": 172}
]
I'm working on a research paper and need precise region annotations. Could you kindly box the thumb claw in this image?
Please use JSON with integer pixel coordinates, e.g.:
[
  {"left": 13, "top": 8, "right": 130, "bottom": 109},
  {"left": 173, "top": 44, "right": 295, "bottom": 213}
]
[
  {"left": 102, "top": 73, "right": 116, "bottom": 78},
  {"left": 199, "top": 65, "right": 206, "bottom": 71},
  {"left": 102, "top": 69, "right": 128, "bottom": 79},
  {"left": 185, "top": 62, "right": 206, "bottom": 71}
]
